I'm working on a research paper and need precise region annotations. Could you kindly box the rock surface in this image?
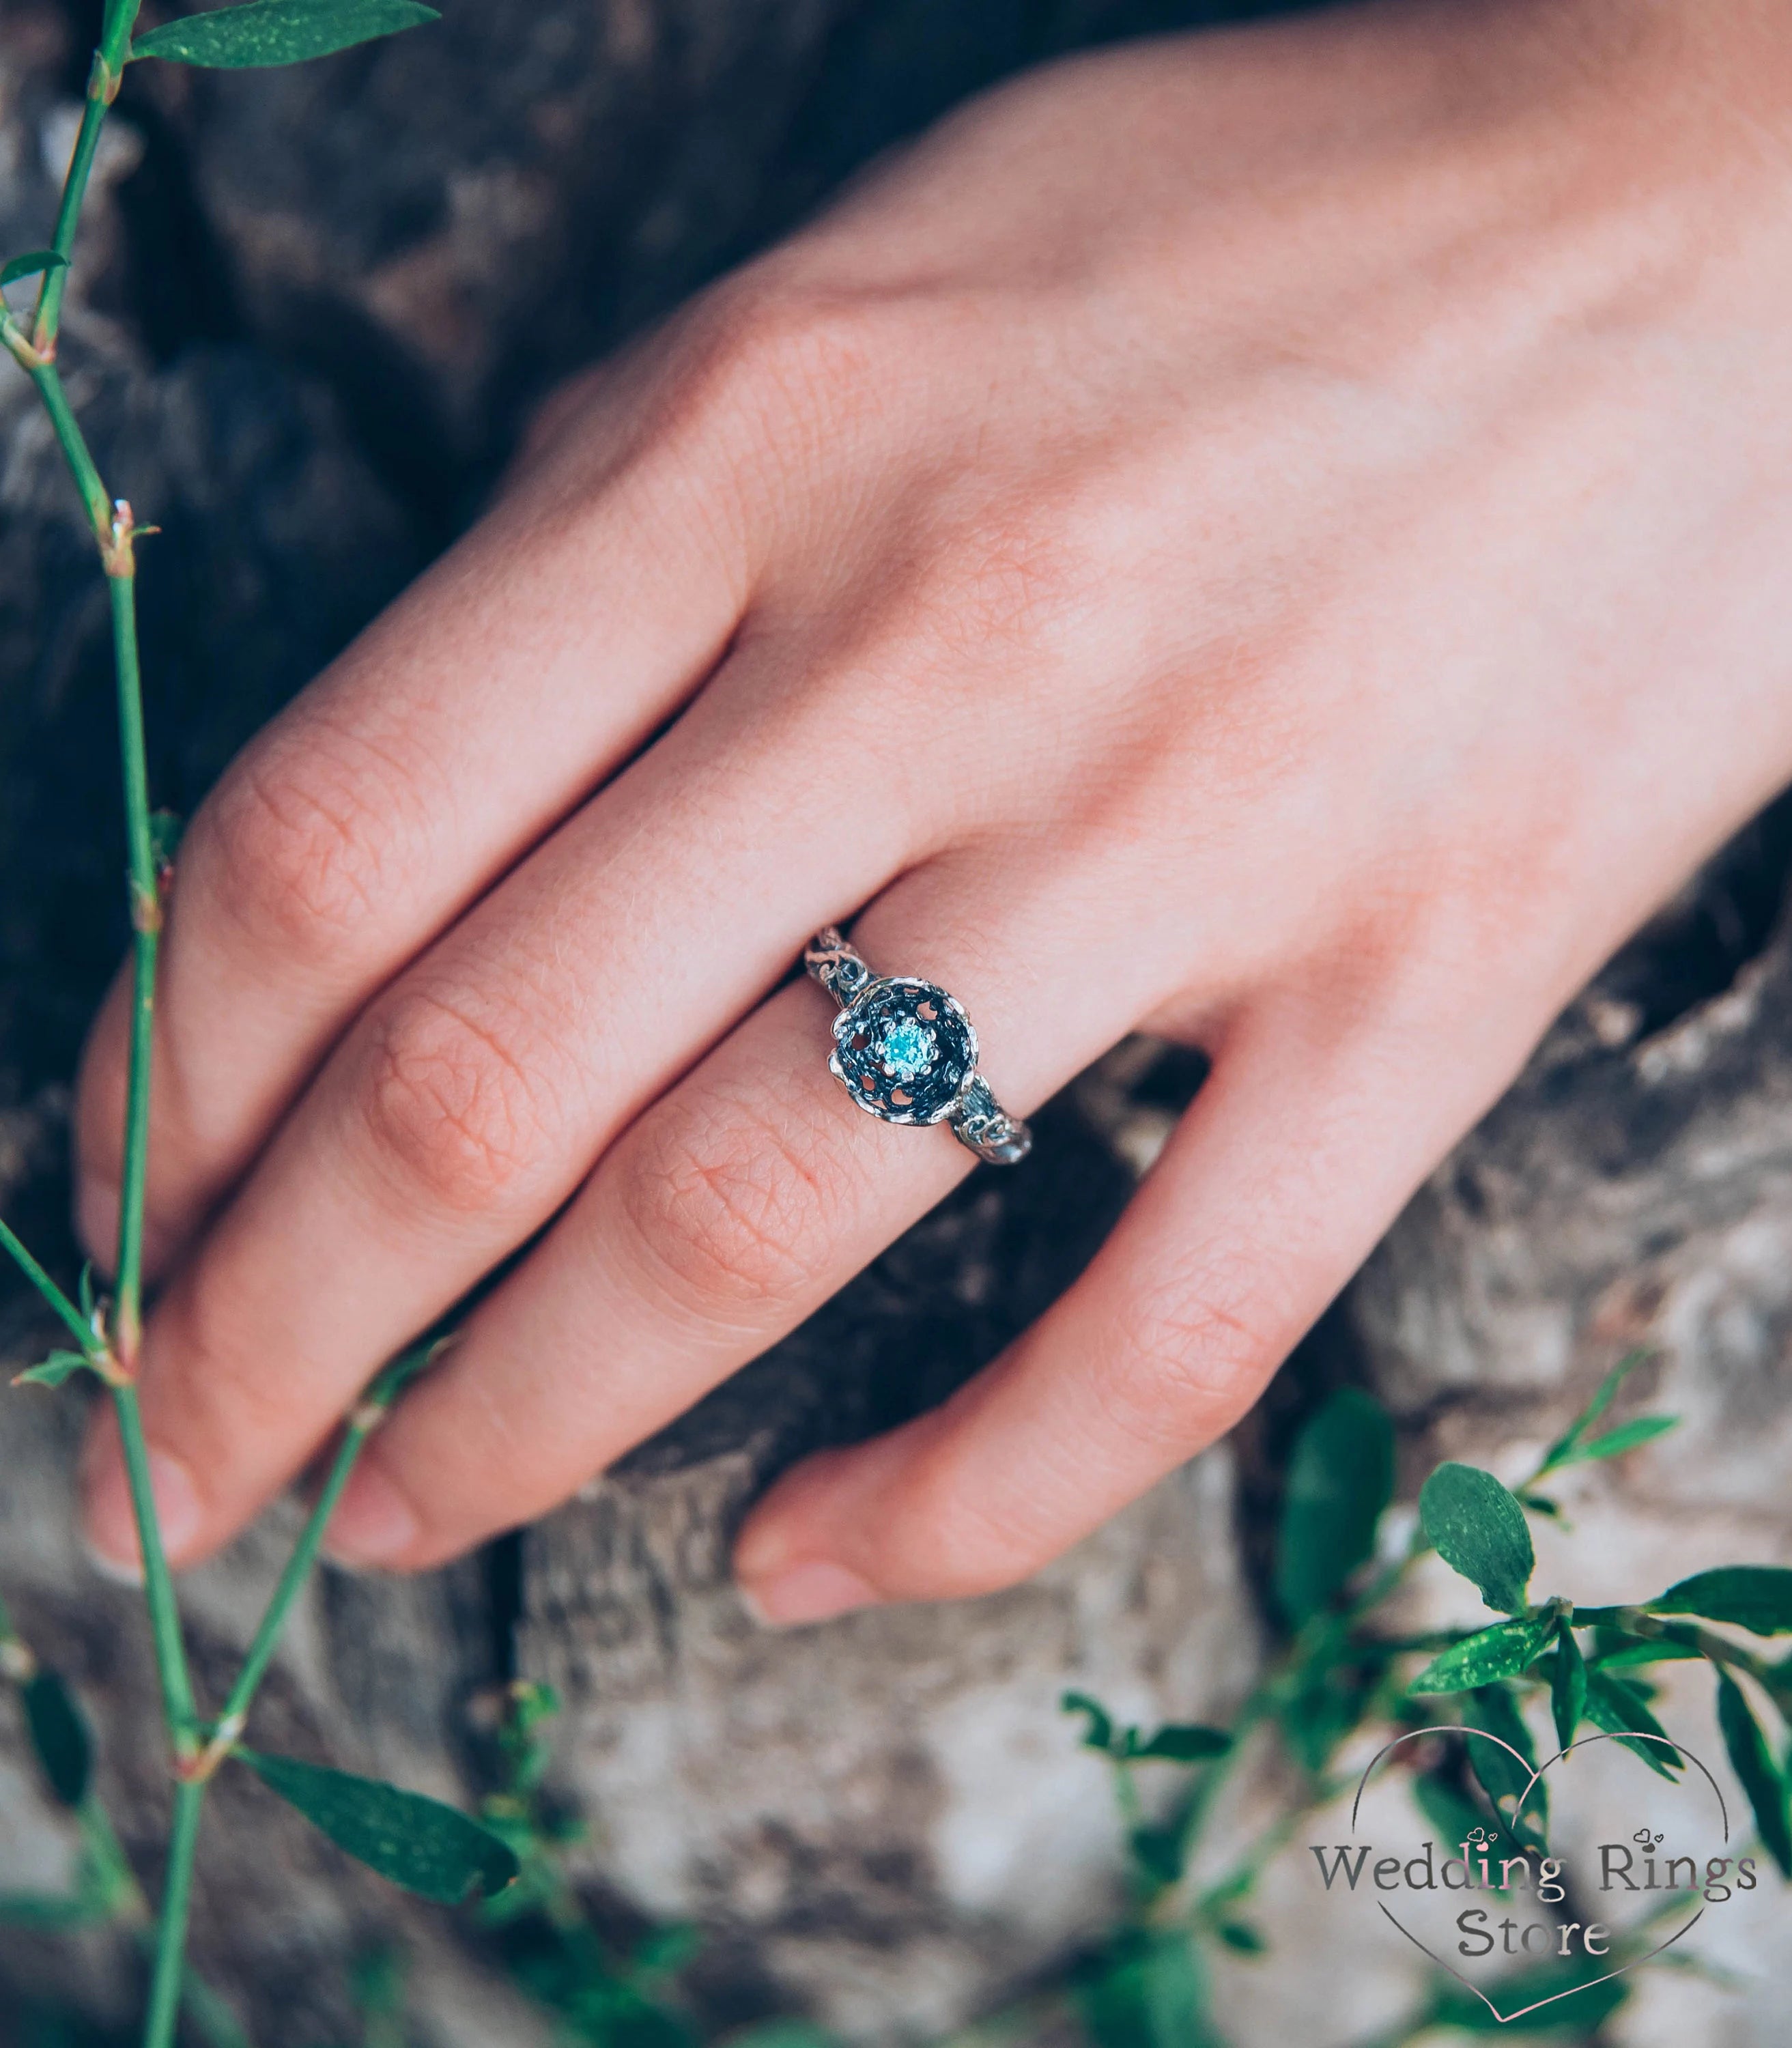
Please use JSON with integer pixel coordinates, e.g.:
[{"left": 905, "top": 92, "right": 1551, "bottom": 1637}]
[{"left": 2, "top": 0, "right": 1791, "bottom": 2042}]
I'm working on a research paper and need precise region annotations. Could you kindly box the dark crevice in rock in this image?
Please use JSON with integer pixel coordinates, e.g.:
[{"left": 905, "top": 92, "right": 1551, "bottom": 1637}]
[
  {"left": 106, "top": 87, "right": 244, "bottom": 365},
  {"left": 1593, "top": 778, "right": 1792, "bottom": 1040},
  {"left": 484, "top": 1529, "right": 526, "bottom": 1683},
  {"left": 255, "top": 284, "right": 474, "bottom": 543}
]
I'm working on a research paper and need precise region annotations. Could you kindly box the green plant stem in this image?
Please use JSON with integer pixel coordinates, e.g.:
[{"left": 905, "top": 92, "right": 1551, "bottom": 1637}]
[
  {"left": 83, "top": 1795, "right": 150, "bottom": 1921},
  {"left": 31, "top": 0, "right": 143, "bottom": 350},
  {"left": 1156, "top": 1498, "right": 1445, "bottom": 1918},
  {"left": 109, "top": 565, "right": 160, "bottom": 1367},
  {"left": 169, "top": 1948, "right": 254, "bottom": 2048},
  {"left": 17, "top": 358, "right": 194, "bottom": 1755},
  {"left": 198, "top": 1336, "right": 443, "bottom": 1769},
  {"left": 143, "top": 1778, "right": 205, "bottom": 2048},
  {"left": 1195, "top": 1774, "right": 1348, "bottom": 1922},
  {"left": 1111, "top": 1755, "right": 1144, "bottom": 1832},
  {"left": 1581, "top": 1604, "right": 1792, "bottom": 1711},
  {"left": 113, "top": 1383, "right": 199, "bottom": 1746},
  {"left": 27, "top": 357, "right": 111, "bottom": 535},
  {"left": 216, "top": 1409, "right": 380, "bottom": 1739},
  {"left": 14, "top": 365, "right": 158, "bottom": 1375},
  {"left": 18, "top": 124, "right": 207, "bottom": 2036},
  {"left": 0, "top": 1216, "right": 101, "bottom": 1356},
  {"left": 10, "top": 314, "right": 196, "bottom": 1787}
]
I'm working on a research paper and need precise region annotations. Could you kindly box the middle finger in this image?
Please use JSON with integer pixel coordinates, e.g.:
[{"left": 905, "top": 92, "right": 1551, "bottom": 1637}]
[{"left": 80, "top": 655, "right": 913, "bottom": 1570}]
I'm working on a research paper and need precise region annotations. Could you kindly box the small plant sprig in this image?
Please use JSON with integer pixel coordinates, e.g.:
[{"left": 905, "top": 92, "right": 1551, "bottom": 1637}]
[
  {"left": 467, "top": 1681, "right": 840, "bottom": 2048},
  {"left": 1039, "top": 1354, "right": 1792, "bottom": 2047},
  {"left": 473, "top": 1679, "right": 705, "bottom": 2045},
  {"left": 0, "top": 5, "right": 543, "bottom": 2045}
]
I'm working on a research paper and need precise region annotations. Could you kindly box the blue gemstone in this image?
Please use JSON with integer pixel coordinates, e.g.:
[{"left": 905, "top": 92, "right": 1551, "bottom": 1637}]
[{"left": 879, "top": 1019, "right": 935, "bottom": 1081}]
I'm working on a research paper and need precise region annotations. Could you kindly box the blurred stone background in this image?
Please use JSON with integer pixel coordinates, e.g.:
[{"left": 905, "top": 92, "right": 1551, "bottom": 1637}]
[{"left": 1, "top": 1, "right": 1789, "bottom": 2042}]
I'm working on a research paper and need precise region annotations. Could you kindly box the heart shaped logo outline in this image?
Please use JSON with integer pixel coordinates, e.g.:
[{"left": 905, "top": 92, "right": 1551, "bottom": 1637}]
[{"left": 1348, "top": 1723, "right": 1731, "bottom": 2025}]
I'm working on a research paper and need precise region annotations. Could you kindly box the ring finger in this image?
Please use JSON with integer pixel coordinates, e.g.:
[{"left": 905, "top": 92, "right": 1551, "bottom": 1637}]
[{"left": 317, "top": 853, "right": 1191, "bottom": 1571}]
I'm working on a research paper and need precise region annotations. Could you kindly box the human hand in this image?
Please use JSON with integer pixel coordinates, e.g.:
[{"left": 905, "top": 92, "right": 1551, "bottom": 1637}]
[{"left": 75, "top": 0, "right": 1792, "bottom": 1619}]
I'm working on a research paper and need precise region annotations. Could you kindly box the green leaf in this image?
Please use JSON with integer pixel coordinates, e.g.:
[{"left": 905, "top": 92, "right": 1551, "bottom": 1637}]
[
  {"left": 1077, "top": 1930, "right": 1216, "bottom": 2048},
  {"left": 630, "top": 1920, "right": 700, "bottom": 1979},
  {"left": 12, "top": 1349, "right": 98, "bottom": 1389},
  {"left": 22, "top": 1670, "right": 90, "bottom": 1808},
  {"left": 1410, "top": 1617, "right": 1554, "bottom": 1696},
  {"left": 1125, "top": 1723, "right": 1230, "bottom": 1763},
  {"left": 1128, "top": 1825, "right": 1185, "bottom": 1888},
  {"left": 1650, "top": 1566, "right": 1792, "bottom": 1636},
  {"left": 238, "top": 1749, "right": 518, "bottom": 1903},
  {"left": 1272, "top": 1389, "right": 1395, "bottom": 1625},
  {"left": 1714, "top": 1670, "right": 1792, "bottom": 1877},
  {"left": 1550, "top": 1628, "right": 1587, "bottom": 1754},
  {"left": 1582, "top": 1670, "right": 1682, "bottom": 1779},
  {"left": 1591, "top": 1637, "right": 1703, "bottom": 1670},
  {"left": 0, "top": 251, "right": 67, "bottom": 290},
  {"left": 132, "top": 0, "right": 438, "bottom": 69},
  {"left": 1216, "top": 1920, "right": 1264, "bottom": 1954},
  {"left": 1419, "top": 1464, "right": 1535, "bottom": 1615},
  {"left": 149, "top": 808, "right": 184, "bottom": 874},
  {"left": 1565, "top": 1414, "right": 1679, "bottom": 1464},
  {"left": 1537, "top": 1349, "right": 1650, "bottom": 1475},
  {"left": 0, "top": 1891, "right": 107, "bottom": 1930},
  {"left": 1466, "top": 1685, "right": 1545, "bottom": 1846},
  {"left": 1062, "top": 1691, "right": 1116, "bottom": 1754}
]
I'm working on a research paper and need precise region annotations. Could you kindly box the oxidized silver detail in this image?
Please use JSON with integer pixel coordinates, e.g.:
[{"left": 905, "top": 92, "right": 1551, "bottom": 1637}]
[{"left": 803, "top": 926, "right": 1032, "bottom": 1166}]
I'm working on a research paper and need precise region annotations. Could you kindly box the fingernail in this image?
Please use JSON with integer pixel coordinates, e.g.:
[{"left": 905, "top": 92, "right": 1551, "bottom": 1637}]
[
  {"left": 324, "top": 1462, "right": 421, "bottom": 1570},
  {"left": 737, "top": 1560, "right": 880, "bottom": 1629},
  {"left": 74, "top": 1178, "right": 119, "bottom": 1267},
  {"left": 81, "top": 1442, "right": 203, "bottom": 1579}
]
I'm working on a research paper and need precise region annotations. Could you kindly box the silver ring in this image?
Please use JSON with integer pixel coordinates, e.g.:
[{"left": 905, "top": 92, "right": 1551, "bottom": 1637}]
[{"left": 803, "top": 927, "right": 1032, "bottom": 1166}]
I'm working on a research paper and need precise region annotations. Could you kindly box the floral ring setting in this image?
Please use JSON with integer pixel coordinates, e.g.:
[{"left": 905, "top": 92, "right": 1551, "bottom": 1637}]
[{"left": 802, "top": 928, "right": 1032, "bottom": 1166}]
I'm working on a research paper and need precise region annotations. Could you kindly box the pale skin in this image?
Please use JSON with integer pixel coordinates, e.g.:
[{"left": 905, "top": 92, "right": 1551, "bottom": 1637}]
[{"left": 74, "top": 0, "right": 1792, "bottom": 1623}]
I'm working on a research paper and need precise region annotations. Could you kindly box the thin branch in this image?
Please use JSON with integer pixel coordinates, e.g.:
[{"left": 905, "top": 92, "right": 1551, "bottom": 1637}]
[
  {"left": 0, "top": 1217, "right": 99, "bottom": 1357},
  {"left": 31, "top": 0, "right": 143, "bottom": 352},
  {"left": 142, "top": 1779, "right": 205, "bottom": 2048}
]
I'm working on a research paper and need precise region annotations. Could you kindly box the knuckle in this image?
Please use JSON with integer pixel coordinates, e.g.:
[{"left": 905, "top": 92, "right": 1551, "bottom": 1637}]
[
  {"left": 657, "top": 277, "right": 894, "bottom": 472},
  {"left": 358, "top": 987, "right": 558, "bottom": 1214},
  {"left": 616, "top": 1081, "right": 852, "bottom": 1316},
  {"left": 197, "top": 724, "right": 417, "bottom": 959}
]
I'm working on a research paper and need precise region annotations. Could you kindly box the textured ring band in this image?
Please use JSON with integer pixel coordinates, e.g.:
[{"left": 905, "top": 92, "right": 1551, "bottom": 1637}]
[{"left": 803, "top": 927, "right": 1032, "bottom": 1166}]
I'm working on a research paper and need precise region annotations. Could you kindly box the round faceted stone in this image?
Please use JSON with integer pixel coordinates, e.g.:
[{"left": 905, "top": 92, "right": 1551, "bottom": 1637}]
[
  {"left": 879, "top": 1019, "right": 935, "bottom": 1080},
  {"left": 831, "top": 977, "right": 976, "bottom": 1124}
]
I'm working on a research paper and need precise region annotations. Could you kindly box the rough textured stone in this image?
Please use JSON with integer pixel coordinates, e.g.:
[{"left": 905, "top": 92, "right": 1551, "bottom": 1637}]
[
  {"left": 517, "top": 1098, "right": 1257, "bottom": 2038},
  {"left": 1352, "top": 797, "right": 1792, "bottom": 1591}
]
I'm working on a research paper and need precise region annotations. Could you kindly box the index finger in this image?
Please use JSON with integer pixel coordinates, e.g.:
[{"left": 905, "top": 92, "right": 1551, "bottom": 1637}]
[{"left": 74, "top": 373, "right": 751, "bottom": 1278}]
